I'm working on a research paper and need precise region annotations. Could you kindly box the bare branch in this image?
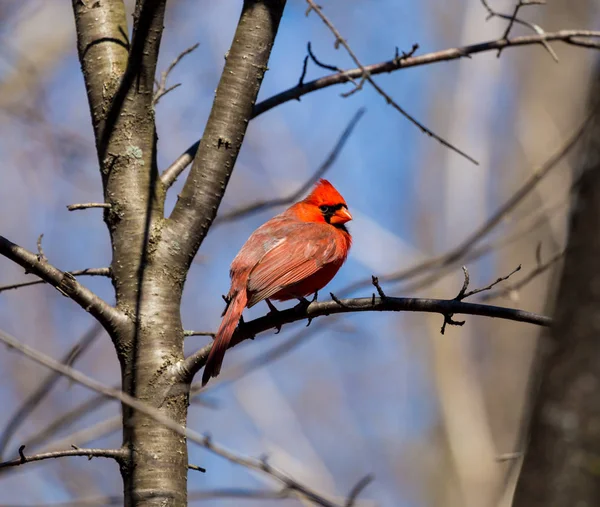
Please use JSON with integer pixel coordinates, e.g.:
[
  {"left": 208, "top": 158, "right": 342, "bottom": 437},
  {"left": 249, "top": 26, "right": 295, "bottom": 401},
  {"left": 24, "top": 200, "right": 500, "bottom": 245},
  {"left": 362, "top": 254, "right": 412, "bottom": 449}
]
[
  {"left": 200, "top": 437, "right": 341, "bottom": 507},
  {"left": 0, "top": 236, "right": 126, "bottom": 333},
  {"left": 440, "top": 265, "right": 522, "bottom": 333},
  {"left": 66, "top": 203, "right": 111, "bottom": 211},
  {"left": 214, "top": 108, "right": 365, "bottom": 225},
  {"left": 0, "top": 267, "right": 111, "bottom": 293},
  {"left": 305, "top": 0, "right": 478, "bottom": 165},
  {"left": 0, "top": 323, "right": 104, "bottom": 459},
  {"left": 0, "top": 445, "right": 125, "bottom": 470},
  {"left": 163, "top": 30, "right": 600, "bottom": 181},
  {"left": 0, "top": 328, "right": 337, "bottom": 507},
  {"left": 153, "top": 42, "right": 199, "bottom": 106},
  {"left": 345, "top": 475, "right": 374, "bottom": 507},
  {"left": 180, "top": 292, "right": 551, "bottom": 381},
  {"left": 480, "top": 251, "right": 564, "bottom": 301}
]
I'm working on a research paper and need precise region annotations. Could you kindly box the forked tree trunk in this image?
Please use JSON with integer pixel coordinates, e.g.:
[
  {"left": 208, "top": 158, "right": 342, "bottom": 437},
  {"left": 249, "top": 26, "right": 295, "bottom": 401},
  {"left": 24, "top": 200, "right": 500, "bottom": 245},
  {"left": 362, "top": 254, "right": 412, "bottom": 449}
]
[{"left": 70, "top": 0, "right": 286, "bottom": 505}]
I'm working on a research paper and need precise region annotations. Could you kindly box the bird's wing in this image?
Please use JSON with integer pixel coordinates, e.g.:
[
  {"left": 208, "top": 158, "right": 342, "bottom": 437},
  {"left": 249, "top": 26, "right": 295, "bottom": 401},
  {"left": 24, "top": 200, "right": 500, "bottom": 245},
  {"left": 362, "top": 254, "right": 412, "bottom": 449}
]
[{"left": 245, "top": 222, "right": 341, "bottom": 305}]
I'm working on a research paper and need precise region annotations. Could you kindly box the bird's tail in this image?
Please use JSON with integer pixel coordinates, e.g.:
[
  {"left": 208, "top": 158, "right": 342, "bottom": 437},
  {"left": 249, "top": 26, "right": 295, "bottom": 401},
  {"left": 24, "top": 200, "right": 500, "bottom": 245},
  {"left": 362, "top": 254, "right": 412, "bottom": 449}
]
[{"left": 202, "top": 290, "right": 247, "bottom": 385}]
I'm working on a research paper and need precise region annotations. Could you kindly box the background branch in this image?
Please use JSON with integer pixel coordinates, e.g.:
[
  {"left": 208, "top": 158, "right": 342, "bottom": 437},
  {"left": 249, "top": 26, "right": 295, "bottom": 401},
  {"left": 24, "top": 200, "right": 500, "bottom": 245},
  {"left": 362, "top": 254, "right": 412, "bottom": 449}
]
[
  {"left": 214, "top": 107, "right": 365, "bottom": 225},
  {"left": 162, "top": 29, "right": 600, "bottom": 183}
]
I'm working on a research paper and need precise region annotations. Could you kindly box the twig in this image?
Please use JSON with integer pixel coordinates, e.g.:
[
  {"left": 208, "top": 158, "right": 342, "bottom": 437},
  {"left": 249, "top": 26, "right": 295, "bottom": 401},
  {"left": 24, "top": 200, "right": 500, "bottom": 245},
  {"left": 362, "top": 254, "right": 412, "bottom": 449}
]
[
  {"left": 36, "top": 234, "right": 46, "bottom": 263},
  {"left": 0, "top": 323, "right": 104, "bottom": 459},
  {"left": 480, "top": 251, "right": 564, "bottom": 301},
  {"left": 480, "top": 0, "right": 558, "bottom": 61},
  {"left": 153, "top": 42, "right": 199, "bottom": 106},
  {"left": 440, "top": 265, "right": 521, "bottom": 333},
  {"left": 214, "top": 108, "right": 365, "bottom": 224},
  {"left": 297, "top": 54, "right": 309, "bottom": 88},
  {"left": 0, "top": 445, "right": 125, "bottom": 469},
  {"left": 0, "top": 236, "right": 125, "bottom": 334},
  {"left": 180, "top": 292, "right": 552, "bottom": 381},
  {"left": 345, "top": 475, "right": 374, "bottom": 507},
  {"left": 66, "top": 202, "right": 111, "bottom": 211},
  {"left": 0, "top": 267, "right": 111, "bottom": 293},
  {"left": 461, "top": 265, "right": 522, "bottom": 299},
  {"left": 0, "top": 329, "right": 336, "bottom": 507},
  {"left": 305, "top": 0, "right": 478, "bottom": 165},
  {"left": 184, "top": 330, "right": 215, "bottom": 337},
  {"left": 162, "top": 30, "right": 600, "bottom": 184},
  {"left": 188, "top": 463, "right": 206, "bottom": 473}
]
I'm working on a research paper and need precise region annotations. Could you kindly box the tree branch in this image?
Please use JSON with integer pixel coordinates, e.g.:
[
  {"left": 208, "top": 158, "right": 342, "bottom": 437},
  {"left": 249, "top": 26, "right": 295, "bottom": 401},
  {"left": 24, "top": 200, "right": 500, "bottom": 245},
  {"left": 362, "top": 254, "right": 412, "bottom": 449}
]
[
  {"left": 0, "top": 236, "right": 126, "bottom": 334},
  {"left": 0, "top": 327, "right": 338, "bottom": 507},
  {"left": 162, "top": 30, "right": 600, "bottom": 181},
  {"left": 0, "top": 446, "right": 126, "bottom": 470},
  {"left": 305, "top": 0, "right": 478, "bottom": 165},
  {"left": 180, "top": 294, "right": 552, "bottom": 381},
  {"left": 164, "top": 0, "right": 287, "bottom": 262},
  {"left": 0, "top": 267, "right": 110, "bottom": 293},
  {"left": 0, "top": 323, "right": 104, "bottom": 459}
]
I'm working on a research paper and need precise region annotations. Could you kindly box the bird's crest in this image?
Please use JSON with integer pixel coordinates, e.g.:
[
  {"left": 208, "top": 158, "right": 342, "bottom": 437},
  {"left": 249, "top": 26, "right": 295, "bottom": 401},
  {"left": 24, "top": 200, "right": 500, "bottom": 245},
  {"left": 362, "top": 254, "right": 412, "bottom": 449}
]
[{"left": 304, "top": 179, "right": 347, "bottom": 206}]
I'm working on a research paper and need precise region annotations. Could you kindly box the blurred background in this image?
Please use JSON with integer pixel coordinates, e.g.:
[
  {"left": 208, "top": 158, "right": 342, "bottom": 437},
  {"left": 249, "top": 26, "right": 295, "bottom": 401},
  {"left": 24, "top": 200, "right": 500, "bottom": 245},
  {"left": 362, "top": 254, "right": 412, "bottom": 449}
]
[{"left": 1, "top": 0, "right": 599, "bottom": 505}]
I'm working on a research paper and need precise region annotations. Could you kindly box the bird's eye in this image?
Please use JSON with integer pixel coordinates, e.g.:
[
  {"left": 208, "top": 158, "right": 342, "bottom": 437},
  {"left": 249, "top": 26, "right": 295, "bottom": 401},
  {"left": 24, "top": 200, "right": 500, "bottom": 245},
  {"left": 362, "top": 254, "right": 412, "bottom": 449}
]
[{"left": 320, "top": 205, "right": 331, "bottom": 213}]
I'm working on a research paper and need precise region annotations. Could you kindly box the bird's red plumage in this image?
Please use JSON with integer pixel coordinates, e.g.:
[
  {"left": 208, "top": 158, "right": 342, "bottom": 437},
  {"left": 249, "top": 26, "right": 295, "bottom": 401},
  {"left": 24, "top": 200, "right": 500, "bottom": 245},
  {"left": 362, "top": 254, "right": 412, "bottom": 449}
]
[{"left": 202, "top": 179, "right": 352, "bottom": 385}]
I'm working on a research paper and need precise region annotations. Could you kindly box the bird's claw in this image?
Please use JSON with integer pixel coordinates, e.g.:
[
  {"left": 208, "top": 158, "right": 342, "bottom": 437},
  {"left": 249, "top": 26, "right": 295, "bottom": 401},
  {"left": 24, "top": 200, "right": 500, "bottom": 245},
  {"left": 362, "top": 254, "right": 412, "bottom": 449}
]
[{"left": 265, "top": 299, "right": 283, "bottom": 334}]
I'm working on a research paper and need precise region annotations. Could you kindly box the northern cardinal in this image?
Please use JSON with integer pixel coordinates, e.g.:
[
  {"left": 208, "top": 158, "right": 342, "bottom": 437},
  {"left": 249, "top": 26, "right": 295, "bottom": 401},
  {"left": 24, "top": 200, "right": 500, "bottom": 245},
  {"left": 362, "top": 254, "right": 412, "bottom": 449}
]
[{"left": 202, "top": 179, "right": 352, "bottom": 385}]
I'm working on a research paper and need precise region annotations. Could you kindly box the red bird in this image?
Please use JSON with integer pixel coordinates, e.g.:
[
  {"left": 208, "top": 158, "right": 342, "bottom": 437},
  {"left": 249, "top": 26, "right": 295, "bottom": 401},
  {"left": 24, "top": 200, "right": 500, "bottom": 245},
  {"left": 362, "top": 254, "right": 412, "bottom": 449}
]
[{"left": 202, "top": 179, "right": 352, "bottom": 385}]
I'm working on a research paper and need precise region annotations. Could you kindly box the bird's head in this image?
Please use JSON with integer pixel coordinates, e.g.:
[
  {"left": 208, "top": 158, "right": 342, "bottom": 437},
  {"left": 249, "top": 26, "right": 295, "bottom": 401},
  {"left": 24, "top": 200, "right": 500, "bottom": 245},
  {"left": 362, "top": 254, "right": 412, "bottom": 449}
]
[{"left": 301, "top": 179, "right": 352, "bottom": 226}]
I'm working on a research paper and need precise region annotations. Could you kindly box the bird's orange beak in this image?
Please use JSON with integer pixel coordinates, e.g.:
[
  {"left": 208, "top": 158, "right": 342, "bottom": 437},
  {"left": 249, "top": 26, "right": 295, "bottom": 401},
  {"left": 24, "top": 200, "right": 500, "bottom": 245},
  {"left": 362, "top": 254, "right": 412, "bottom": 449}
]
[{"left": 330, "top": 207, "right": 352, "bottom": 225}]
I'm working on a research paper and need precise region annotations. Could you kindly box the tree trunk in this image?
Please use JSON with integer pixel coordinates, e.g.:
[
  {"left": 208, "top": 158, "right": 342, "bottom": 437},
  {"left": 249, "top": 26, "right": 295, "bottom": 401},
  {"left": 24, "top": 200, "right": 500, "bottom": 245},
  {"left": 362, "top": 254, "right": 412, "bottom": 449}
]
[{"left": 513, "top": 66, "right": 600, "bottom": 506}]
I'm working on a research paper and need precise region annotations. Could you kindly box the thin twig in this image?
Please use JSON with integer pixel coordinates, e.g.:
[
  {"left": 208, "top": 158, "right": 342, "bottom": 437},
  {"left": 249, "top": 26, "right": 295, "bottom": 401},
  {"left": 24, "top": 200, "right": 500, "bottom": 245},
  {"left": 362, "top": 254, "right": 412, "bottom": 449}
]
[
  {"left": 0, "top": 267, "right": 111, "bottom": 293},
  {"left": 162, "top": 30, "right": 600, "bottom": 185},
  {"left": 214, "top": 108, "right": 365, "bottom": 224},
  {"left": 66, "top": 203, "right": 112, "bottom": 211},
  {"left": 153, "top": 42, "right": 199, "bottom": 106},
  {"left": 345, "top": 475, "right": 374, "bottom": 507},
  {"left": 0, "top": 446, "right": 125, "bottom": 469},
  {"left": 305, "top": 0, "right": 478, "bottom": 165},
  {"left": 480, "top": 0, "right": 558, "bottom": 61},
  {"left": 480, "top": 251, "right": 564, "bottom": 301},
  {"left": 184, "top": 330, "right": 215, "bottom": 337},
  {"left": 36, "top": 234, "right": 46, "bottom": 263},
  {"left": 440, "top": 265, "right": 522, "bottom": 333}
]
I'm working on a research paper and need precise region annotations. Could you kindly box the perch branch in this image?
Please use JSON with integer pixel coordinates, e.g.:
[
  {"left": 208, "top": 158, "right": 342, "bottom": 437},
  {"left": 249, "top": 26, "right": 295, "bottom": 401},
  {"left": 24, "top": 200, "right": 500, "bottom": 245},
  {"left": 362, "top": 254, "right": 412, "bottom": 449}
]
[{"left": 180, "top": 293, "right": 551, "bottom": 380}]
